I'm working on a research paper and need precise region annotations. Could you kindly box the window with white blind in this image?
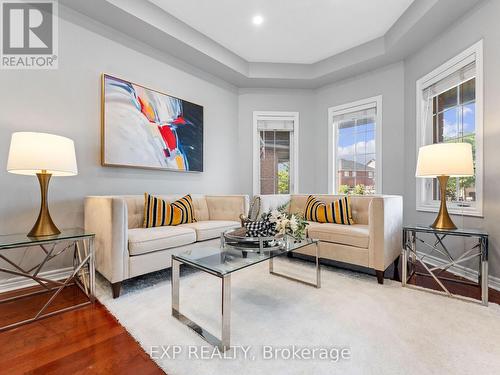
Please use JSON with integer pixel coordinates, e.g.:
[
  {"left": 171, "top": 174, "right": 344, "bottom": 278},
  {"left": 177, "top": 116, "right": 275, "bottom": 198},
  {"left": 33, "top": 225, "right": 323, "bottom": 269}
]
[
  {"left": 328, "top": 96, "right": 382, "bottom": 195},
  {"left": 253, "top": 112, "right": 299, "bottom": 195},
  {"left": 416, "top": 40, "right": 483, "bottom": 216}
]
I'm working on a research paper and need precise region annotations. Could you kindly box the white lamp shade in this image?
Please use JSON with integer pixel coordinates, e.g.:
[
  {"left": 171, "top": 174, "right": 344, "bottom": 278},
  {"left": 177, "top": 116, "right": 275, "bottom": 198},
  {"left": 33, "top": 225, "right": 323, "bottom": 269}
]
[
  {"left": 416, "top": 143, "right": 473, "bottom": 178},
  {"left": 7, "top": 132, "right": 78, "bottom": 176}
]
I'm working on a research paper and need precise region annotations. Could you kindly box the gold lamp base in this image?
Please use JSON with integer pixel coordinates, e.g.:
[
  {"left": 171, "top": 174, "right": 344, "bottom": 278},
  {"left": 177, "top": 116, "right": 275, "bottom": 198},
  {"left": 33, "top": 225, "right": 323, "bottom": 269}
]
[
  {"left": 28, "top": 172, "right": 61, "bottom": 237},
  {"left": 431, "top": 175, "right": 456, "bottom": 230}
]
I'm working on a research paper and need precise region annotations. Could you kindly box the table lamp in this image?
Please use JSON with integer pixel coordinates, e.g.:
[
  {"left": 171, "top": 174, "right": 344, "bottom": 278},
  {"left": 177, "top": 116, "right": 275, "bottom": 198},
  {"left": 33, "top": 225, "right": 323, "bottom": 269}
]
[
  {"left": 7, "top": 132, "right": 78, "bottom": 237},
  {"left": 416, "top": 143, "right": 473, "bottom": 230}
]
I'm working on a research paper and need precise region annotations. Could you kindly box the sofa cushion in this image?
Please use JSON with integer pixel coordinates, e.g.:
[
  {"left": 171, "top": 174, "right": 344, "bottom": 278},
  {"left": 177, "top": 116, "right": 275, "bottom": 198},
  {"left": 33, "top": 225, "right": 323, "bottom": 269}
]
[
  {"left": 124, "top": 194, "right": 209, "bottom": 229},
  {"left": 143, "top": 193, "right": 196, "bottom": 228},
  {"left": 128, "top": 226, "right": 196, "bottom": 256},
  {"left": 180, "top": 220, "right": 240, "bottom": 241},
  {"left": 305, "top": 195, "right": 354, "bottom": 225},
  {"left": 307, "top": 222, "right": 369, "bottom": 249},
  {"left": 290, "top": 194, "right": 372, "bottom": 225}
]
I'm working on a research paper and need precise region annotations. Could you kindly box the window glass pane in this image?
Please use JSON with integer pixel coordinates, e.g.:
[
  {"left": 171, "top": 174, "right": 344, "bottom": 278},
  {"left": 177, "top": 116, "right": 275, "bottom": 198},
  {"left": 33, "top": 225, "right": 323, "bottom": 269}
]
[
  {"left": 260, "top": 131, "right": 274, "bottom": 179},
  {"left": 337, "top": 159, "right": 355, "bottom": 192},
  {"left": 338, "top": 127, "right": 356, "bottom": 157},
  {"left": 436, "top": 107, "right": 459, "bottom": 142},
  {"left": 364, "top": 131, "right": 375, "bottom": 153},
  {"left": 275, "top": 131, "right": 290, "bottom": 194},
  {"left": 333, "top": 107, "right": 377, "bottom": 195},
  {"left": 277, "top": 161, "right": 290, "bottom": 194},
  {"left": 462, "top": 103, "right": 475, "bottom": 136},
  {"left": 365, "top": 121, "right": 375, "bottom": 133},
  {"left": 258, "top": 129, "right": 291, "bottom": 195},
  {"left": 431, "top": 80, "right": 476, "bottom": 204},
  {"left": 460, "top": 78, "right": 475, "bottom": 104},
  {"left": 437, "top": 86, "right": 458, "bottom": 112},
  {"left": 260, "top": 179, "right": 275, "bottom": 195},
  {"left": 354, "top": 121, "right": 367, "bottom": 134},
  {"left": 461, "top": 133, "right": 476, "bottom": 203}
]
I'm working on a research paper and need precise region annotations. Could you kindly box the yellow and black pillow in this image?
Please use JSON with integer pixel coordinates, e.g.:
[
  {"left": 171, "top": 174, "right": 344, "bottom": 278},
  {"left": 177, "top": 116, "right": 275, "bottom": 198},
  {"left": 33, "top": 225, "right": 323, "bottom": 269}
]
[
  {"left": 143, "top": 193, "right": 196, "bottom": 228},
  {"left": 304, "top": 195, "right": 354, "bottom": 225}
]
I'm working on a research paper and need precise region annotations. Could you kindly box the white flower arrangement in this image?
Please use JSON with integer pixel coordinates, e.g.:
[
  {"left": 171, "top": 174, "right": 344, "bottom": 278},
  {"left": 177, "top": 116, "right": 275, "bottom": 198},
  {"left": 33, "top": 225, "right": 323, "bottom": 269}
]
[{"left": 268, "top": 206, "right": 307, "bottom": 240}]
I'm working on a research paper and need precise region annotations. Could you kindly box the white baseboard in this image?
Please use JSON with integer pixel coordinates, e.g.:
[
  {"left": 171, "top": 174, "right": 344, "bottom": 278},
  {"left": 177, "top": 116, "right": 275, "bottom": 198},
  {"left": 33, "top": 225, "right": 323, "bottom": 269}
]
[
  {"left": 2, "top": 257, "right": 498, "bottom": 294},
  {"left": 0, "top": 267, "right": 74, "bottom": 293},
  {"left": 422, "top": 253, "right": 500, "bottom": 292}
]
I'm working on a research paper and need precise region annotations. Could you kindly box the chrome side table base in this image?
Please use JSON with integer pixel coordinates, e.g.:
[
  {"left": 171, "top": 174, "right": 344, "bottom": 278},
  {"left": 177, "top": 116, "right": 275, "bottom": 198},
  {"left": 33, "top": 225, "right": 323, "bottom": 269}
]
[
  {"left": 402, "top": 226, "right": 488, "bottom": 306},
  {"left": 0, "top": 235, "right": 95, "bottom": 331}
]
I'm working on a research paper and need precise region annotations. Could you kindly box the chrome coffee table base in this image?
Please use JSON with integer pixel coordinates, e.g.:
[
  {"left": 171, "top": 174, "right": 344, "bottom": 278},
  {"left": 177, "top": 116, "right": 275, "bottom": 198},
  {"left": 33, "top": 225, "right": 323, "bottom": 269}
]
[
  {"left": 269, "top": 241, "right": 321, "bottom": 288},
  {"left": 0, "top": 230, "right": 95, "bottom": 331},
  {"left": 172, "top": 258, "right": 231, "bottom": 350},
  {"left": 171, "top": 241, "right": 321, "bottom": 351}
]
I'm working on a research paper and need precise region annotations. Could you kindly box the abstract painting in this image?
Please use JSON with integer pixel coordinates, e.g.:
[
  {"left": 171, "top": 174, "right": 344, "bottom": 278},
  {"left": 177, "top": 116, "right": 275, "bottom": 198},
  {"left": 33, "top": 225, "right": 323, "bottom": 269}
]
[{"left": 101, "top": 74, "right": 204, "bottom": 172}]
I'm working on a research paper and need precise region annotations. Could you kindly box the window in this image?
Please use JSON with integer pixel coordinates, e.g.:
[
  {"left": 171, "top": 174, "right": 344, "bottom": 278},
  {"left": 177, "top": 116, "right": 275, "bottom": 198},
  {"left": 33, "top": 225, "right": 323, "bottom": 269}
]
[
  {"left": 416, "top": 40, "right": 483, "bottom": 216},
  {"left": 328, "top": 96, "right": 382, "bottom": 195},
  {"left": 253, "top": 112, "right": 299, "bottom": 195}
]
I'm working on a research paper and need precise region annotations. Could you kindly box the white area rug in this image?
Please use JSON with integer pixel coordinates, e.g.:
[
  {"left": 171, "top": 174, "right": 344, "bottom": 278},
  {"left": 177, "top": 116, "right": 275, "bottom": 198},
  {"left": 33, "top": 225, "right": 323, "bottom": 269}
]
[{"left": 96, "top": 253, "right": 500, "bottom": 375}]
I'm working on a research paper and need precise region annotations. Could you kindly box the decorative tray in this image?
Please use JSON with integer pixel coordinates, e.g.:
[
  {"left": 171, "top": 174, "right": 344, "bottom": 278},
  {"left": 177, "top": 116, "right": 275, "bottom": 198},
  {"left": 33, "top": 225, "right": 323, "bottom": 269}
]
[{"left": 221, "top": 228, "right": 283, "bottom": 252}]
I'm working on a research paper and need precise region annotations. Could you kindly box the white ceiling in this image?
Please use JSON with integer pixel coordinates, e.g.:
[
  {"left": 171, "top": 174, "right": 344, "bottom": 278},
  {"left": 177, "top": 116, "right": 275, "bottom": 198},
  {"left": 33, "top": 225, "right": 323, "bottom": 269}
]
[{"left": 149, "top": 0, "right": 415, "bottom": 64}]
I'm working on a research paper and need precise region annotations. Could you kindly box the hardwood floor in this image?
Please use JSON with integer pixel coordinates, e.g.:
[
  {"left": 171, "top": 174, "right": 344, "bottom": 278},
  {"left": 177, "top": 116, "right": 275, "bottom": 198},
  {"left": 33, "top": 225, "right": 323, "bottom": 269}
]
[
  {"left": 405, "top": 261, "right": 500, "bottom": 304},
  {"left": 0, "top": 285, "right": 164, "bottom": 375},
  {"left": 0, "top": 263, "right": 498, "bottom": 375}
]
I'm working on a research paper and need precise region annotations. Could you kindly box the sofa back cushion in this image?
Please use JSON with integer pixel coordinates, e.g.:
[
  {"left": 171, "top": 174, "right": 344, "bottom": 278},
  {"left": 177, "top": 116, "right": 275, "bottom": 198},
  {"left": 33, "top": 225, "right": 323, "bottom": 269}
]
[
  {"left": 206, "top": 195, "right": 247, "bottom": 221},
  {"left": 290, "top": 195, "right": 371, "bottom": 225},
  {"left": 125, "top": 194, "right": 209, "bottom": 229}
]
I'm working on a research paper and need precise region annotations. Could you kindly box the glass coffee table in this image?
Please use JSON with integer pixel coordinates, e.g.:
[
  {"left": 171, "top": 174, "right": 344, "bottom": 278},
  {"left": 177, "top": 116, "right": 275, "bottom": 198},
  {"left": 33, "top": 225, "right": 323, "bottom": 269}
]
[{"left": 171, "top": 236, "right": 320, "bottom": 350}]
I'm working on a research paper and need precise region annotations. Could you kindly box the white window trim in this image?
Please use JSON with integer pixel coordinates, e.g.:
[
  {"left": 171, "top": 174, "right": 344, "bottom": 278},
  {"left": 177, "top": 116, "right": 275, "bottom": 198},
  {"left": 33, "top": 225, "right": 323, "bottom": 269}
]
[
  {"left": 252, "top": 111, "right": 299, "bottom": 196},
  {"left": 327, "top": 95, "right": 383, "bottom": 194},
  {"left": 415, "top": 40, "right": 484, "bottom": 217}
]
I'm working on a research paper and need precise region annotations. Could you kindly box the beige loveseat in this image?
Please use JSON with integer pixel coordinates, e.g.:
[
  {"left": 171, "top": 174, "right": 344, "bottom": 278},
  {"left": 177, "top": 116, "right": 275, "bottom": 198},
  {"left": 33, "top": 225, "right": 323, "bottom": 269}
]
[
  {"left": 257, "top": 194, "right": 403, "bottom": 284},
  {"left": 84, "top": 194, "right": 249, "bottom": 297}
]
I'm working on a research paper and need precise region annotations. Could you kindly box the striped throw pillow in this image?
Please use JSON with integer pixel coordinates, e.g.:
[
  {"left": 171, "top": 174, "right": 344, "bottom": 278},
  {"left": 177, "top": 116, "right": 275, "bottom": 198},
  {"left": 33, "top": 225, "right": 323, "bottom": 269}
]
[
  {"left": 143, "top": 194, "right": 196, "bottom": 228},
  {"left": 304, "top": 195, "right": 354, "bottom": 225}
]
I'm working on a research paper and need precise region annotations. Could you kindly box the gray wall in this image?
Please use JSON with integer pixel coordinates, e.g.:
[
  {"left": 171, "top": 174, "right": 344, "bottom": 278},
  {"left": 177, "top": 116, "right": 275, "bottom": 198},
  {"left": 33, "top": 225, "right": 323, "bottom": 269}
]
[
  {"left": 315, "top": 62, "right": 406, "bottom": 196},
  {"left": 0, "top": 8, "right": 240, "bottom": 279},
  {"left": 237, "top": 89, "right": 316, "bottom": 195},
  {"left": 403, "top": 0, "right": 500, "bottom": 278}
]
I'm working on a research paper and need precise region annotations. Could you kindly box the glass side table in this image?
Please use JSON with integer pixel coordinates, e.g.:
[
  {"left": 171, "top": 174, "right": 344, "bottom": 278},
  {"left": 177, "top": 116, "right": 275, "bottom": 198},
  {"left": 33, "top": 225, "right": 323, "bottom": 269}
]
[
  {"left": 0, "top": 228, "right": 95, "bottom": 331},
  {"left": 402, "top": 225, "right": 488, "bottom": 305}
]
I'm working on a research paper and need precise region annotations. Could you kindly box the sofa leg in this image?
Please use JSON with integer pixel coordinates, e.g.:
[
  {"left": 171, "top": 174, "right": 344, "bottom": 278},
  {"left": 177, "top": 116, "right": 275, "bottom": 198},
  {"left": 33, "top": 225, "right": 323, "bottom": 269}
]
[
  {"left": 393, "top": 255, "right": 401, "bottom": 282},
  {"left": 112, "top": 282, "right": 122, "bottom": 298},
  {"left": 376, "top": 270, "right": 384, "bottom": 284}
]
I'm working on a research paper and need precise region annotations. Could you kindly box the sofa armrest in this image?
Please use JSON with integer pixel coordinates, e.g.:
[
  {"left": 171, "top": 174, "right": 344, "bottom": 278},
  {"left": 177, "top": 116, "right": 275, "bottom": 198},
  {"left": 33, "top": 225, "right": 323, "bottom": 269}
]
[
  {"left": 368, "top": 195, "right": 403, "bottom": 271},
  {"left": 84, "top": 196, "right": 129, "bottom": 283},
  {"left": 206, "top": 195, "right": 249, "bottom": 221}
]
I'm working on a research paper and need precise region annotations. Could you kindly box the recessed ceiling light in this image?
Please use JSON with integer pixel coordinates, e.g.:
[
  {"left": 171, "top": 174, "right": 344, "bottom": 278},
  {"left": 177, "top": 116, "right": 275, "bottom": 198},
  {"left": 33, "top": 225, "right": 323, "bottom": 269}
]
[{"left": 252, "top": 15, "right": 264, "bottom": 26}]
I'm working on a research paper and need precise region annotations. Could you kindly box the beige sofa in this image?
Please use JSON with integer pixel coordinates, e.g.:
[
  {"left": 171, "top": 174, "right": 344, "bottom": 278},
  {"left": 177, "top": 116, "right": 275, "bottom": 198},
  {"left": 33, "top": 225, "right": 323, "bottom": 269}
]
[
  {"left": 257, "top": 194, "right": 403, "bottom": 284},
  {"left": 84, "top": 194, "right": 249, "bottom": 297}
]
